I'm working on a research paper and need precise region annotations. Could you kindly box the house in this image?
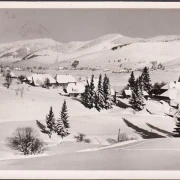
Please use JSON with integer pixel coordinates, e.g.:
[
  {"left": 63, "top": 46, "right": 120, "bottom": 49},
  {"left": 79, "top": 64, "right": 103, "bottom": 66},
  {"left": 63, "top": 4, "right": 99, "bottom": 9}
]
[
  {"left": 122, "top": 89, "right": 149, "bottom": 99},
  {"left": 56, "top": 67, "right": 64, "bottom": 70},
  {"left": 14, "top": 67, "right": 22, "bottom": 71},
  {"left": 67, "top": 83, "right": 85, "bottom": 97},
  {"left": 161, "top": 81, "right": 180, "bottom": 90},
  {"left": 103, "top": 69, "right": 110, "bottom": 72},
  {"left": 55, "top": 74, "right": 76, "bottom": 89},
  {"left": 27, "top": 74, "right": 56, "bottom": 86},
  {"left": 159, "top": 81, "right": 180, "bottom": 107},
  {"left": 113, "top": 69, "right": 130, "bottom": 74}
]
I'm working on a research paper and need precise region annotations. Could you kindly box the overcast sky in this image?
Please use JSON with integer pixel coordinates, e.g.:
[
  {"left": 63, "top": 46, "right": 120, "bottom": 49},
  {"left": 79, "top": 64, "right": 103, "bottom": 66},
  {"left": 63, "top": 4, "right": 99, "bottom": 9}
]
[{"left": 0, "top": 9, "right": 180, "bottom": 43}]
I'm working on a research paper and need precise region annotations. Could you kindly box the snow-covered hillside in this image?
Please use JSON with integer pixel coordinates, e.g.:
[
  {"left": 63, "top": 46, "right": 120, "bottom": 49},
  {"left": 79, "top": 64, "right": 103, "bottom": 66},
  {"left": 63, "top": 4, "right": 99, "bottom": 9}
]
[{"left": 1, "top": 34, "right": 180, "bottom": 70}]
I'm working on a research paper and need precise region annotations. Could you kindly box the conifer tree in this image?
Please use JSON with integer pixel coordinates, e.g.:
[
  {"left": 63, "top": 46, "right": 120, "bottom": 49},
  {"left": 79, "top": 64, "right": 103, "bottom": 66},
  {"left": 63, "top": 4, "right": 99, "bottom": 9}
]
[
  {"left": 173, "top": 116, "right": 180, "bottom": 137},
  {"left": 129, "top": 89, "right": 137, "bottom": 110},
  {"left": 137, "top": 75, "right": 144, "bottom": 92},
  {"left": 89, "top": 74, "right": 95, "bottom": 109},
  {"left": 103, "top": 74, "right": 112, "bottom": 109},
  {"left": 43, "top": 78, "right": 50, "bottom": 89},
  {"left": 141, "top": 67, "right": 152, "bottom": 94},
  {"left": 61, "top": 100, "right": 69, "bottom": 129},
  {"left": 95, "top": 74, "right": 104, "bottom": 111},
  {"left": 127, "top": 71, "right": 136, "bottom": 90},
  {"left": 136, "top": 78, "right": 144, "bottom": 108},
  {"left": 46, "top": 106, "right": 56, "bottom": 138},
  {"left": 129, "top": 78, "right": 144, "bottom": 111},
  {"left": 4, "top": 71, "right": 12, "bottom": 89},
  {"left": 81, "top": 80, "right": 91, "bottom": 108},
  {"left": 94, "top": 92, "right": 100, "bottom": 111},
  {"left": 56, "top": 100, "right": 70, "bottom": 138}
]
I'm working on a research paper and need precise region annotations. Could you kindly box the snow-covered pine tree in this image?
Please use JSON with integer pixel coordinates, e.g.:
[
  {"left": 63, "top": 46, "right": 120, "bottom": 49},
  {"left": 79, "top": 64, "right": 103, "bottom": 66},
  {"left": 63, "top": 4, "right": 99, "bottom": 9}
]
[
  {"left": 56, "top": 117, "right": 66, "bottom": 138},
  {"left": 89, "top": 74, "right": 95, "bottom": 109},
  {"left": 127, "top": 71, "right": 136, "bottom": 90},
  {"left": 138, "top": 75, "right": 144, "bottom": 92},
  {"left": 81, "top": 80, "right": 91, "bottom": 108},
  {"left": 129, "top": 89, "right": 137, "bottom": 109},
  {"left": 4, "top": 71, "right": 12, "bottom": 89},
  {"left": 94, "top": 92, "right": 100, "bottom": 111},
  {"left": 129, "top": 78, "right": 144, "bottom": 111},
  {"left": 141, "top": 67, "right": 152, "bottom": 95},
  {"left": 173, "top": 116, "right": 180, "bottom": 137},
  {"left": 103, "top": 74, "right": 112, "bottom": 109},
  {"left": 135, "top": 78, "right": 144, "bottom": 110},
  {"left": 61, "top": 100, "right": 69, "bottom": 129},
  {"left": 56, "top": 100, "right": 70, "bottom": 138},
  {"left": 95, "top": 74, "right": 104, "bottom": 111},
  {"left": 43, "top": 78, "right": 50, "bottom": 89},
  {"left": 46, "top": 106, "right": 56, "bottom": 138}
]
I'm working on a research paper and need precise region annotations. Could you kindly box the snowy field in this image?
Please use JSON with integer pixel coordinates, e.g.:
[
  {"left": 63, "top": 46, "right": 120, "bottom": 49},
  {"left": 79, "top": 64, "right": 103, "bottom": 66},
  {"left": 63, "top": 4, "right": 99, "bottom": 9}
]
[{"left": 0, "top": 70, "right": 178, "bottom": 169}]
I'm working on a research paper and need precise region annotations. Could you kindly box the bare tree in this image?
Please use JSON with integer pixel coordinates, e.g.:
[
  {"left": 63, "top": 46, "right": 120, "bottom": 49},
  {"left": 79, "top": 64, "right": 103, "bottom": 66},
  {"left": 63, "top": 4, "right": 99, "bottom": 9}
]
[{"left": 6, "top": 127, "right": 46, "bottom": 155}]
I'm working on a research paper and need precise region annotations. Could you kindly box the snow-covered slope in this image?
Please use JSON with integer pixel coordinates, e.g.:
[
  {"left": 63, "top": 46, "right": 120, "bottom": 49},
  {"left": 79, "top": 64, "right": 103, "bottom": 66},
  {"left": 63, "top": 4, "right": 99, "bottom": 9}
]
[{"left": 1, "top": 34, "right": 180, "bottom": 70}]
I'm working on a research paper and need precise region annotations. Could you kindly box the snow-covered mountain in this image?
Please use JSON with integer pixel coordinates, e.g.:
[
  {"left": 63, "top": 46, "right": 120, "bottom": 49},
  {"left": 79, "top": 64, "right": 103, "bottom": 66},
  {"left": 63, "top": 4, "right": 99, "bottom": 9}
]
[{"left": 1, "top": 34, "right": 180, "bottom": 70}]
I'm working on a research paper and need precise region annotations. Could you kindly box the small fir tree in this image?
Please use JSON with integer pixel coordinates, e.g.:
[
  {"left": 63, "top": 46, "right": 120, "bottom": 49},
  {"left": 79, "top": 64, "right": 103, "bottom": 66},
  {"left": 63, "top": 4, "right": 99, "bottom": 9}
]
[
  {"left": 57, "top": 100, "right": 70, "bottom": 138},
  {"left": 129, "top": 78, "right": 144, "bottom": 111},
  {"left": 138, "top": 75, "right": 144, "bottom": 92},
  {"left": 127, "top": 71, "right": 136, "bottom": 90},
  {"left": 89, "top": 74, "right": 95, "bottom": 109},
  {"left": 94, "top": 92, "right": 100, "bottom": 111},
  {"left": 43, "top": 78, "right": 50, "bottom": 89},
  {"left": 173, "top": 116, "right": 180, "bottom": 137},
  {"left": 4, "top": 71, "right": 12, "bottom": 89},
  {"left": 61, "top": 100, "right": 69, "bottom": 129},
  {"left": 136, "top": 78, "right": 144, "bottom": 109},
  {"left": 103, "top": 74, "right": 112, "bottom": 109},
  {"left": 46, "top": 106, "right": 56, "bottom": 138},
  {"left": 141, "top": 67, "right": 152, "bottom": 95},
  {"left": 95, "top": 74, "right": 104, "bottom": 111},
  {"left": 81, "top": 80, "right": 91, "bottom": 108}
]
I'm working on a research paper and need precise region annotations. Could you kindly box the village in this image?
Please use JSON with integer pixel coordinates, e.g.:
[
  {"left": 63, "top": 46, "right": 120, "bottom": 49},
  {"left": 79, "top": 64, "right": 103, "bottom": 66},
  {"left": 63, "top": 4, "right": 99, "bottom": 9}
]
[{"left": 1, "top": 64, "right": 180, "bottom": 111}]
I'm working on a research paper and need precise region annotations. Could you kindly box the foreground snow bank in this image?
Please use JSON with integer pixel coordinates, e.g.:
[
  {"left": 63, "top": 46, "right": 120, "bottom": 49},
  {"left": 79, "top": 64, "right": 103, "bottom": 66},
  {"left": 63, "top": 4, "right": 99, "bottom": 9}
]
[{"left": 77, "top": 139, "right": 141, "bottom": 152}]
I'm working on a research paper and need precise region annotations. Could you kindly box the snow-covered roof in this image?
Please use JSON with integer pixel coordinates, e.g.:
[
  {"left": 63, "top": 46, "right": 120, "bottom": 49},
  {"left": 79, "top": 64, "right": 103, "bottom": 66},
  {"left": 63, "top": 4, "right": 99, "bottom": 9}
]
[
  {"left": 161, "top": 81, "right": 180, "bottom": 90},
  {"left": 30, "top": 74, "right": 56, "bottom": 86},
  {"left": 160, "top": 89, "right": 177, "bottom": 99},
  {"left": 67, "top": 83, "right": 85, "bottom": 94},
  {"left": 55, "top": 75, "right": 76, "bottom": 84},
  {"left": 14, "top": 67, "right": 22, "bottom": 71},
  {"left": 170, "top": 100, "right": 179, "bottom": 107},
  {"left": 58, "top": 67, "right": 64, "bottom": 70},
  {"left": 124, "top": 90, "right": 132, "bottom": 96}
]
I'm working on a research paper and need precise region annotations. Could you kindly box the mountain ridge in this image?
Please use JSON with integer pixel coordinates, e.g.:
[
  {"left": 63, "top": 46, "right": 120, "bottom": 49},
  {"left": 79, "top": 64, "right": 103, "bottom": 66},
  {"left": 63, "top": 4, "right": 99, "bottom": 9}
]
[{"left": 1, "top": 33, "right": 180, "bottom": 70}]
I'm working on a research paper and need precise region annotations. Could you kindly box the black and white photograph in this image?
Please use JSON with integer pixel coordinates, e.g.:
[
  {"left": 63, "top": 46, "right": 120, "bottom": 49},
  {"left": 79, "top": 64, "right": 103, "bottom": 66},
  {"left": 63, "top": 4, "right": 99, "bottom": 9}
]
[{"left": 1, "top": 5, "right": 180, "bottom": 175}]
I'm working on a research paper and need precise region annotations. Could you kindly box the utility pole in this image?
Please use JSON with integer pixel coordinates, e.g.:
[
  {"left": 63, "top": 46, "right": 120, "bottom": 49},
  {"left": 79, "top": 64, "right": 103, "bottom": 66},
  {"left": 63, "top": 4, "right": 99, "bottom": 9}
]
[{"left": 118, "top": 129, "right": 121, "bottom": 142}]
